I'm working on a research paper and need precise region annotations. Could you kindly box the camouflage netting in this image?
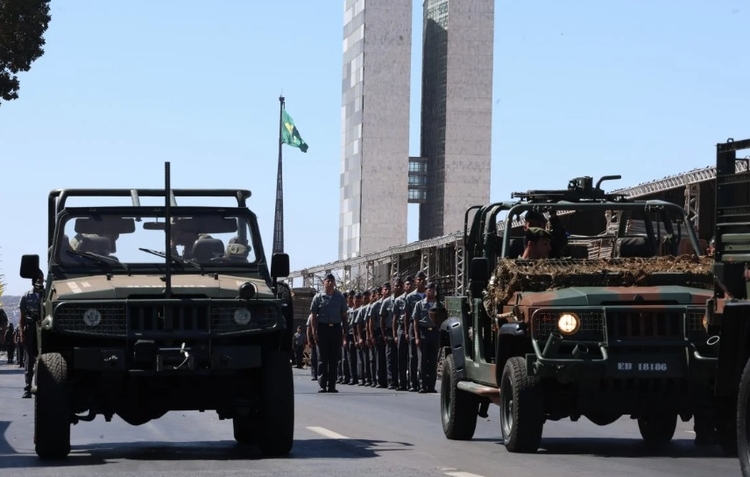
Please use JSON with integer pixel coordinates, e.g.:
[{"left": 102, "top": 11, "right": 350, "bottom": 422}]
[{"left": 487, "top": 255, "right": 715, "bottom": 307}]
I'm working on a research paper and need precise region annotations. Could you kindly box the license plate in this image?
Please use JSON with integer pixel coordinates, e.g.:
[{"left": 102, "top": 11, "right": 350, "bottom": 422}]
[{"left": 607, "top": 354, "right": 685, "bottom": 378}]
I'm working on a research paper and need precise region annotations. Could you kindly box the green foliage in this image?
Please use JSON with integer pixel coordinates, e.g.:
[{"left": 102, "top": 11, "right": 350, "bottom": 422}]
[{"left": 0, "top": 0, "right": 51, "bottom": 105}]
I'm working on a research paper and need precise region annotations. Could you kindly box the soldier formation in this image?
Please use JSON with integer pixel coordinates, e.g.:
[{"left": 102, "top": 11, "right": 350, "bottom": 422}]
[{"left": 305, "top": 271, "right": 446, "bottom": 394}]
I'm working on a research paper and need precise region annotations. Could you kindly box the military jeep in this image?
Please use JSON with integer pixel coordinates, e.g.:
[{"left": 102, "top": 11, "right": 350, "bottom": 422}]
[
  {"left": 439, "top": 175, "right": 717, "bottom": 453},
  {"left": 19, "top": 169, "right": 294, "bottom": 459}
]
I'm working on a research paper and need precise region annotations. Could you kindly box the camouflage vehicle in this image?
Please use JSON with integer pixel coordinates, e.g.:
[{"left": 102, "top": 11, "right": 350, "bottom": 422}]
[
  {"left": 439, "top": 175, "right": 717, "bottom": 453},
  {"left": 19, "top": 164, "right": 294, "bottom": 459},
  {"left": 707, "top": 138, "right": 750, "bottom": 475}
]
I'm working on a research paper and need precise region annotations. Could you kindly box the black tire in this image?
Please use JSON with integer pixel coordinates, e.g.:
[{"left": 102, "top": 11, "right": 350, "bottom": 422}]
[
  {"left": 637, "top": 413, "right": 677, "bottom": 445},
  {"left": 257, "top": 350, "right": 294, "bottom": 456},
  {"left": 499, "top": 357, "right": 544, "bottom": 453},
  {"left": 737, "top": 357, "right": 750, "bottom": 473},
  {"left": 35, "top": 353, "right": 71, "bottom": 459},
  {"left": 441, "top": 354, "right": 479, "bottom": 440}
]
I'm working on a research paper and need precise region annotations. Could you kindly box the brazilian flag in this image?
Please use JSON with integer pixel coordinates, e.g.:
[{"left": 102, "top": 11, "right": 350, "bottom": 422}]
[{"left": 281, "top": 108, "right": 309, "bottom": 153}]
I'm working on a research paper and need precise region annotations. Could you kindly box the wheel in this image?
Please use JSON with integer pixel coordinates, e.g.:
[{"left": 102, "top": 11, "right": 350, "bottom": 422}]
[
  {"left": 441, "top": 354, "right": 479, "bottom": 440},
  {"left": 499, "top": 357, "right": 544, "bottom": 453},
  {"left": 35, "top": 353, "right": 71, "bottom": 459},
  {"left": 637, "top": 413, "right": 677, "bottom": 445},
  {"left": 737, "top": 356, "right": 750, "bottom": 474},
  {"left": 257, "top": 350, "right": 294, "bottom": 456}
]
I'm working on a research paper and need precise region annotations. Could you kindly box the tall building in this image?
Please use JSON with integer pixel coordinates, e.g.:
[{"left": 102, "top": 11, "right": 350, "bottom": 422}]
[
  {"left": 339, "top": 0, "right": 412, "bottom": 259},
  {"left": 419, "top": 0, "right": 494, "bottom": 239}
]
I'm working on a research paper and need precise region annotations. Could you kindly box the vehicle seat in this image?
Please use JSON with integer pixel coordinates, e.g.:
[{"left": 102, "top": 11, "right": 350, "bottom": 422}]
[
  {"left": 75, "top": 234, "right": 112, "bottom": 255},
  {"left": 192, "top": 238, "right": 225, "bottom": 262},
  {"left": 616, "top": 236, "right": 654, "bottom": 258}
]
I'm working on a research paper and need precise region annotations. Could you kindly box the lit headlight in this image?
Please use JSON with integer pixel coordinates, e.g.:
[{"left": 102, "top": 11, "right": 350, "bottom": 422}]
[
  {"left": 233, "top": 308, "right": 252, "bottom": 325},
  {"left": 83, "top": 308, "right": 102, "bottom": 327},
  {"left": 557, "top": 312, "right": 580, "bottom": 335}
]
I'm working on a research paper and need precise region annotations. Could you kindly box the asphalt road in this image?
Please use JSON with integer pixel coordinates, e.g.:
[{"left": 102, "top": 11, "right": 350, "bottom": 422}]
[{"left": 0, "top": 355, "right": 742, "bottom": 477}]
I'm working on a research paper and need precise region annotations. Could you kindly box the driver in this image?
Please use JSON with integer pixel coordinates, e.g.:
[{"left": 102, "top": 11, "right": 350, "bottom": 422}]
[{"left": 170, "top": 220, "right": 199, "bottom": 260}]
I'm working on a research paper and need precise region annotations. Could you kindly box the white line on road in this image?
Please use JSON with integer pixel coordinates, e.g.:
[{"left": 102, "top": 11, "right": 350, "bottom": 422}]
[
  {"left": 444, "top": 471, "right": 485, "bottom": 477},
  {"left": 306, "top": 426, "right": 350, "bottom": 440}
]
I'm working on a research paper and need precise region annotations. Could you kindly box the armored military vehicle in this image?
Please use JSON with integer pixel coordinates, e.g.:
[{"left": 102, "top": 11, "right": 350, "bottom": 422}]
[
  {"left": 706, "top": 138, "right": 750, "bottom": 475},
  {"left": 439, "top": 175, "right": 717, "bottom": 453},
  {"left": 19, "top": 163, "right": 294, "bottom": 459}
]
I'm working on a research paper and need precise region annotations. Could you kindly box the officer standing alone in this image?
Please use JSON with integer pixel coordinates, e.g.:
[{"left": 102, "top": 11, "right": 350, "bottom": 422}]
[
  {"left": 20, "top": 270, "right": 44, "bottom": 398},
  {"left": 310, "top": 274, "right": 348, "bottom": 393}
]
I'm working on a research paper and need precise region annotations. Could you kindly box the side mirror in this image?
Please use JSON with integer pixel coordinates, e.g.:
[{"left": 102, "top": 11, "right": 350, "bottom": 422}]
[
  {"left": 20, "top": 254, "right": 40, "bottom": 279},
  {"left": 470, "top": 257, "right": 490, "bottom": 283},
  {"left": 271, "top": 253, "right": 290, "bottom": 278}
]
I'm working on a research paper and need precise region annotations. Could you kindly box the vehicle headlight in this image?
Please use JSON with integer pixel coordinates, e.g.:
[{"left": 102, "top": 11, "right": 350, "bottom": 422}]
[
  {"left": 557, "top": 312, "right": 580, "bottom": 335},
  {"left": 233, "top": 308, "right": 252, "bottom": 326},
  {"left": 83, "top": 308, "right": 102, "bottom": 327}
]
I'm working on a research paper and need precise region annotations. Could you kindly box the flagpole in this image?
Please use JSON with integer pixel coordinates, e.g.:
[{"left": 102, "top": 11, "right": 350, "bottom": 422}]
[{"left": 273, "top": 95, "right": 285, "bottom": 255}]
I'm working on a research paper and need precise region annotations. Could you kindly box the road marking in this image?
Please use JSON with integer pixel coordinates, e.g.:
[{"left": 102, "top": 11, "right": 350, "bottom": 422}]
[
  {"left": 306, "top": 426, "right": 349, "bottom": 440},
  {"left": 445, "top": 472, "right": 485, "bottom": 477}
]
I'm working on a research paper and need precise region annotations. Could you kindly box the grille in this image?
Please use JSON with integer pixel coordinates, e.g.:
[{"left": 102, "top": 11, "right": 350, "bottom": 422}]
[
  {"left": 211, "top": 305, "right": 280, "bottom": 333},
  {"left": 55, "top": 304, "right": 127, "bottom": 336},
  {"left": 533, "top": 311, "right": 604, "bottom": 341},
  {"left": 128, "top": 303, "right": 210, "bottom": 332},
  {"left": 608, "top": 311, "right": 683, "bottom": 340}
]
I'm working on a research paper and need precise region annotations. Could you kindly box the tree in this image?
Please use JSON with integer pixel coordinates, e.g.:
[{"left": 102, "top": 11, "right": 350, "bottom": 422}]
[{"left": 0, "top": 0, "right": 51, "bottom": 106}]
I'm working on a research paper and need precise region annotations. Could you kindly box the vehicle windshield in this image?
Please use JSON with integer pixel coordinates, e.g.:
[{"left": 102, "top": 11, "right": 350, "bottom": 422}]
[
  {"left": 497, "top": 202, "right": 701, "bottom": 259},
  {"left": 53, "top": 210, "right": 260, "bottom": 269}
]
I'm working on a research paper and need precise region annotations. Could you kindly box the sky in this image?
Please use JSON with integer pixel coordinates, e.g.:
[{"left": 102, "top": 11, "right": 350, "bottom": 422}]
[{"left": 0, "top": 0, "right": 748, "bottom": 295}]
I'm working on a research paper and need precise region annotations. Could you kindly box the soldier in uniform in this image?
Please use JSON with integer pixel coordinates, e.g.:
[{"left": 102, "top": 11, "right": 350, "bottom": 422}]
[
  {"left": 306, "top": 313, "right": 317, "bottom": 380},
  {"left": 310, "top": 273, "right": 348, "bottom": 393},
  {"left": 4, "top": 323, "right": 15, "bottom": 364},
  {"left": 394, "top": 276, "right": 413, "bottom": 391},
  {"left": 404, "top": 271, "right": 427, "bottom": 392},
  {"left": 368, "top": 285, "right": 387, "bottom": 388},
  {"left": 345, "top": 292, "right": 362, "bottom": 385},
  {"left": 380, "top": 277, "right": 403, "bottom": 389},
  {"left": 508, "top": 210, "right": 567, "bottom": 258},
  {"left": 355, "top": 290, "right": 372, "bottom": 386},
  {"left": 522, "top": 227, "right": 553, "bottom": 260},
  {"left": 0, "top": 304, "right": 7, "bottom": 352},
  {"left": 338, "top": 290, "right": 356, "bottom": 384},
  {"left": 20, "top": 270, "right": 44, "bottom": 398},
  {"left": 413, "top": 282, "right": 443, "bottom": 393},
  {"left": 292, "top": 326, "right": 305, "bottom": 369}
]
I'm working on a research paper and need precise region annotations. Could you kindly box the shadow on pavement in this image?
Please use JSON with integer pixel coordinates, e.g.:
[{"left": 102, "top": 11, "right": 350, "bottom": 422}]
[
  {"left": 0, "top": 437, "right": 413, "bottom": 467},
  {"left": 538, "top": 437, "right": 731, "bottom": 458}
]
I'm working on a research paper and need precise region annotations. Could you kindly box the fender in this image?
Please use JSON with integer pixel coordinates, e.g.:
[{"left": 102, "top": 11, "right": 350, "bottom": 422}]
[
  {"left": 495, "top": 322, "right": 529, "bottom": 385},
  {"left": 716, "top": 300, "right": 750, "bottom": 397},
  {"left": 441, "top": 317, "right": 468, "bottom": 380}
]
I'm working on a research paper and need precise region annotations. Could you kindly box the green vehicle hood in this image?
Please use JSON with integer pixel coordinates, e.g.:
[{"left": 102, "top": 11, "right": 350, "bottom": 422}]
[{"left": 516, "top": 286, "right": 712, "bottom": 308}]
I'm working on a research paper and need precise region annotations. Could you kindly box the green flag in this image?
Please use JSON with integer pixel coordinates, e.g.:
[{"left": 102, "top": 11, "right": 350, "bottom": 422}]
[{"left": 281, "top": 108, "right": 309, "bottom": 153}]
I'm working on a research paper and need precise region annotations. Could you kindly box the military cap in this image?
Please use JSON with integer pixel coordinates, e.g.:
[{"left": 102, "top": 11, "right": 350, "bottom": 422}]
[
  {"left": 426, "top": 281, "right": 436, "bottom": 290},
  {"left": 324, "top": 273, "right": 336, "bottom": 282},
  {"left": 415, "top": 270, "right": 427, "bottom": 279},
  {"left": 525, "top": 227, "right": 552, "bottom": 241},
  {"left": 354, "top": 292, "right": 363, "bottom": 298},
  {"left": 392, "top": 277, "right": 404, "bottom": 285},
  {"left": 382, "top": 281, "right": 391, "bottom": 289},
  {"left": 348, "top": 289, "right": 356, "bottom": 297},
  {"left": 404, "top": 275, "right": 415, "bottom": 283},
  {"left": 362, "top": 289, "right": 371, "bottom": 296},
  {"left": 525, "top": 210, "right": 547, "bottom": 223}
]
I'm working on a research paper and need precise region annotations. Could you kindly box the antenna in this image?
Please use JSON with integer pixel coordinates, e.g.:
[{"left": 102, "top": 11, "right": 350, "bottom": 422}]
[{"left": 164, "top": 161, "right": 172, "bottom": 299}]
